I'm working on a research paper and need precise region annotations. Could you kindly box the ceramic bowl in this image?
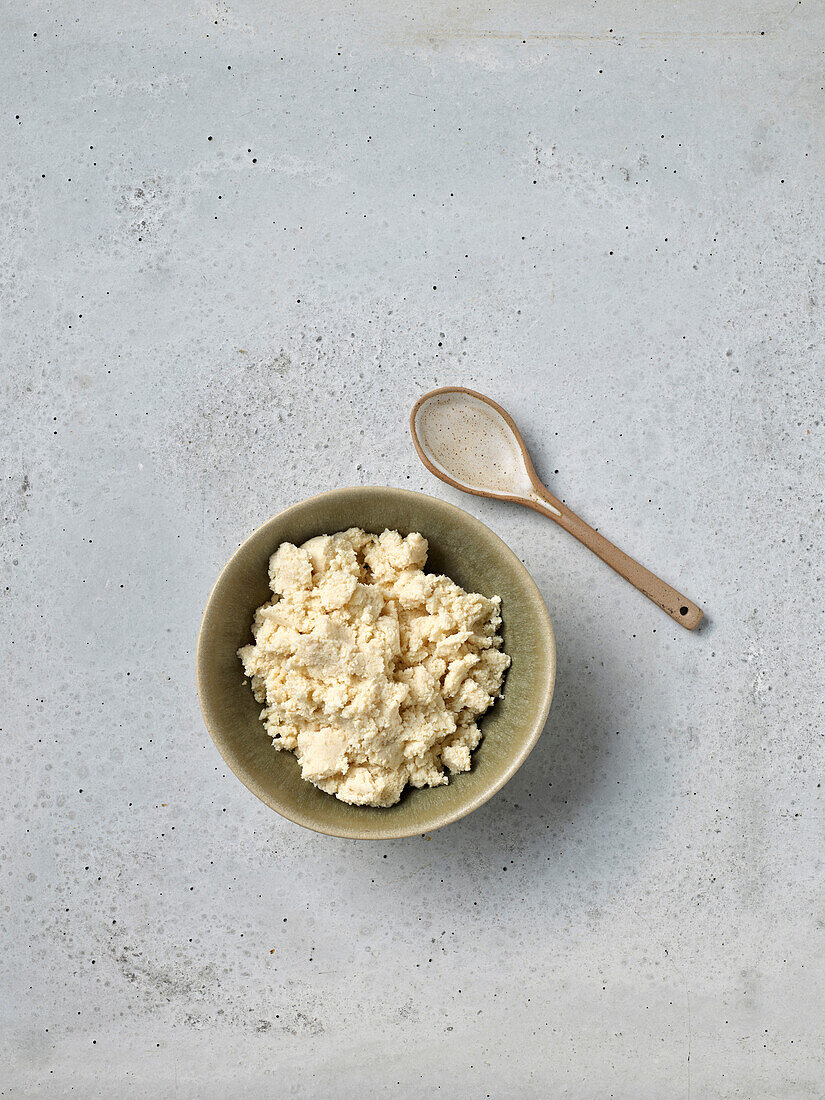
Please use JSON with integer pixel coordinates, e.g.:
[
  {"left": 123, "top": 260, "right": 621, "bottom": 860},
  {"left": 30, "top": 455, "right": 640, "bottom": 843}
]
[{"left": 196, "top": 486, "right": 555, "bottom": 839}]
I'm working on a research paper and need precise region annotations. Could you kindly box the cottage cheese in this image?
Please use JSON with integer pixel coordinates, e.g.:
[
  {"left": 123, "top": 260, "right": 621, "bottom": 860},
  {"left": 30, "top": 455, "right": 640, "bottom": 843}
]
[{"left": 238, "top": 528, "right": 510, "bottom": 807}]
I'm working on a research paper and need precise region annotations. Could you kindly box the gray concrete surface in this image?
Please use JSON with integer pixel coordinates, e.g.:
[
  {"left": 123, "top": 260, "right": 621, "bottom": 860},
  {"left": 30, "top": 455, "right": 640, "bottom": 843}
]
[{"left": 2, "top": 0, "right": 824, "bottom": 1095}]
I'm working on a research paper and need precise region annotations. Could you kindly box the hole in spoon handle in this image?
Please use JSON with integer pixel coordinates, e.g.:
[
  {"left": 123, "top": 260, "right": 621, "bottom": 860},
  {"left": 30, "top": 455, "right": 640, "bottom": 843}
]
[{"left": 659, "top": 595, "right": 703, "bottom": 630}]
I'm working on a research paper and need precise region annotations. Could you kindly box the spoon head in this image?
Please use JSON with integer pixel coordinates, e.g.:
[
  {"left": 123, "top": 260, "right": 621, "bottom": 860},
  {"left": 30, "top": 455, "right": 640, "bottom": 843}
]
[{"left": 410, "top": 387, "right": 542, "bottom": 502}]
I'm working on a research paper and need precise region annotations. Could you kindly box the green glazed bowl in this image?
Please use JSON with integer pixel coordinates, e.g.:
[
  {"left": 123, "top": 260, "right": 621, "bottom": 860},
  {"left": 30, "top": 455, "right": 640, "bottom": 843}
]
[{"left": 196, "top": 487, "right": 555, "bottom": 839}]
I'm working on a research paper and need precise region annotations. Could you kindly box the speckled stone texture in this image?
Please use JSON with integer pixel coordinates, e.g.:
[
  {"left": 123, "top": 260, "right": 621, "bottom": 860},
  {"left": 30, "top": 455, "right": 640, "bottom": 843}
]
[{"left": 2, "top": 0, "right": 824, "bottom": 1096}]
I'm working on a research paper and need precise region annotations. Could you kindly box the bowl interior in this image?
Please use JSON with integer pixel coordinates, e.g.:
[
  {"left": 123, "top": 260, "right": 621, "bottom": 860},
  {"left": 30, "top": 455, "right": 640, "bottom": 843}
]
[{"left": 196, "top": 487, "right": 555, "bottom": 839}]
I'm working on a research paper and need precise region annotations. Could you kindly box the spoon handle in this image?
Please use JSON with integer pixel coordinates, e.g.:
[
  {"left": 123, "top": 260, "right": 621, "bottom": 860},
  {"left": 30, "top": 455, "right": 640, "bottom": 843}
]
[{"left": 529, "top": 485, "right": 703, "bottom": 630}]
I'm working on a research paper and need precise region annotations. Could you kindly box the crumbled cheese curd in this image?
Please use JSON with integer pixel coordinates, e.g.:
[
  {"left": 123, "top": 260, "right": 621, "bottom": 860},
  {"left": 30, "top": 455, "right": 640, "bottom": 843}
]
[{"left": 238, "top": 528, "right": 510, "bottom": 807}]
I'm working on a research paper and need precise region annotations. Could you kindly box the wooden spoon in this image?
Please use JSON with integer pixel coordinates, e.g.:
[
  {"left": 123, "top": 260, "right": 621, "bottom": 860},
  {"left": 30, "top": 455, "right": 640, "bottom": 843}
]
[{"left": 410, "top": 386, "right": 703, "bottom": 630}]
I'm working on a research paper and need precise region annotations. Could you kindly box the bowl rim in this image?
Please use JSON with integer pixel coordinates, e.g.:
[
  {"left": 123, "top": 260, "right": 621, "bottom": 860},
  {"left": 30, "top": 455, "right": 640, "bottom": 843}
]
[{"left": 196, "top": 486, "right": 556, "bottom": 839}]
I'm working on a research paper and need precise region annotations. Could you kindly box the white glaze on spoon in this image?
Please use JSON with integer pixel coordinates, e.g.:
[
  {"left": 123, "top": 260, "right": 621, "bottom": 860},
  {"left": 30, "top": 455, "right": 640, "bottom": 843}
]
[{"left": 412, "top": 391, "right": 559, "bottom": 512}]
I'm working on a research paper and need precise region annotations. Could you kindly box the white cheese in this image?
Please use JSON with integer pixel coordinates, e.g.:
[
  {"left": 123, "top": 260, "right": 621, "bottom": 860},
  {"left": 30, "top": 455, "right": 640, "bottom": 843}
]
[{"left": 238, "top": 528, "right": 510, "bottom": 807}]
